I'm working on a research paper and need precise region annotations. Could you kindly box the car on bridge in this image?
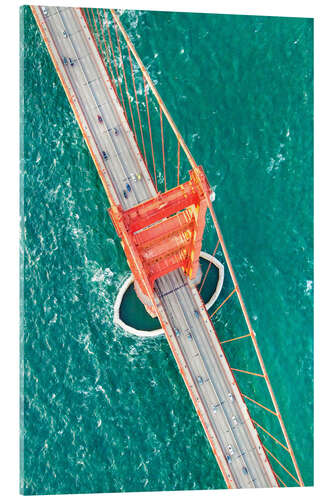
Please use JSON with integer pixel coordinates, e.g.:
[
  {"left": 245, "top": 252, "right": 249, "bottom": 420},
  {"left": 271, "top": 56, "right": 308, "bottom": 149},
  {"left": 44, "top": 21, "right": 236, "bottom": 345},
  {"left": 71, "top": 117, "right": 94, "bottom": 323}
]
[
  {"left": 227, "top": 445, "right": 234, "bottom": 455},
  {"left": 212, "top": 404, "right": 220, "bottom": 414}
]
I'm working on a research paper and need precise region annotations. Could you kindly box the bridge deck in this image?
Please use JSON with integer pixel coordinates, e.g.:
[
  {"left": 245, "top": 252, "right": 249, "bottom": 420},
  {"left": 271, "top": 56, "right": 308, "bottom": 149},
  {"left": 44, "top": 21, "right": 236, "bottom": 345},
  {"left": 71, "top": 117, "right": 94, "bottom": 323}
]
[
  {"left": 32, "top": 5, "right": 278, "bottom": 489},
  {"left": 155, "top": 270, "right": 277, "bottom": 487}
]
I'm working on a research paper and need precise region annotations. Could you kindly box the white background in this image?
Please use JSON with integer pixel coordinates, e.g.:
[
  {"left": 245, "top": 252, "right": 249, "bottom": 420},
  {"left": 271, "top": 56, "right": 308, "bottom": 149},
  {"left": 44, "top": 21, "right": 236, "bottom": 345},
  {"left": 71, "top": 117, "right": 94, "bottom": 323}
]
[{"left": 0, "top": 0, "right": 331, "bottom": 498}]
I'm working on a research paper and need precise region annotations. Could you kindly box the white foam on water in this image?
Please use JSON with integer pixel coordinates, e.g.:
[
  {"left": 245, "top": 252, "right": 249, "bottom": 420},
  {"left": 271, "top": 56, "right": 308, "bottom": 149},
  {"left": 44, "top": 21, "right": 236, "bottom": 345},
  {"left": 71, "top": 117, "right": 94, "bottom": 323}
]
[{"left": 305, "top": 279, "right": 313, "bottom": 295}]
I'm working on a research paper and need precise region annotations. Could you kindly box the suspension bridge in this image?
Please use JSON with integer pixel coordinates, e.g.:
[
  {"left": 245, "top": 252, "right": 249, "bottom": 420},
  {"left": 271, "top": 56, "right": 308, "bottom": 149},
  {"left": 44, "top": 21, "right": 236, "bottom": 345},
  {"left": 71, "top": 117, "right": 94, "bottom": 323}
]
[{"left": 31, "top": 5, "right": 304, "bottom": 489}]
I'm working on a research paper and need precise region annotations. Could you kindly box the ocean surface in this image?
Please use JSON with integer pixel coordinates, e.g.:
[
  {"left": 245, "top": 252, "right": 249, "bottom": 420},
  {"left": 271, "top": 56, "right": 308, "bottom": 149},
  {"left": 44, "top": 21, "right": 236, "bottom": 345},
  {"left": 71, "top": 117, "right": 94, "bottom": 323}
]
[{"left": 20, "top": 6, "right": 313, "bottom": 494}]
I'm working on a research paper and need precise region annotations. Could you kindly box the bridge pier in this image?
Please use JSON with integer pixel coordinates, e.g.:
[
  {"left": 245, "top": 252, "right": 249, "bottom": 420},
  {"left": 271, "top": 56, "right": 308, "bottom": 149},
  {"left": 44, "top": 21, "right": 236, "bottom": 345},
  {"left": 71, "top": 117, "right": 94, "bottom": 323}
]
[{"left": 113, "top": 251, "right": 225, "bottom": 337}]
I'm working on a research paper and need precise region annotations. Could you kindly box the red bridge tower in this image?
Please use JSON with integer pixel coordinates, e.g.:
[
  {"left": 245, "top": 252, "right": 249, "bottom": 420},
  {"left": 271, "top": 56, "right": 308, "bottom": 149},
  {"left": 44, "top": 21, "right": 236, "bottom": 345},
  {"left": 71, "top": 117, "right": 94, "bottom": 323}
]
[{"left": 109, "top": 165, "right": 212, "bottom": 316}]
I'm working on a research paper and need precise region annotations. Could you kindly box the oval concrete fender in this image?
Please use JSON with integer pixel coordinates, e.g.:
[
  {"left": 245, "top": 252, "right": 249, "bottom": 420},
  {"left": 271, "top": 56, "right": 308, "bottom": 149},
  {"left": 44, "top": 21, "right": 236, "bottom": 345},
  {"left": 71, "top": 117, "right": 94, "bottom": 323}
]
[{"left": 114, "top": 251, "right": 224, "bottom": 338}]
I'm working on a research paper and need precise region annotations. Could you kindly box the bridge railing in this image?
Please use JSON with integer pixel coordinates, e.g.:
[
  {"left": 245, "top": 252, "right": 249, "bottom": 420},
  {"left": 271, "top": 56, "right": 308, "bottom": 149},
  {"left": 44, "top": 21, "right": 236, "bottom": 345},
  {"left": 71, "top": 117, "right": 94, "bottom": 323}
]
[{"left": 81, "top": 7, "right": 304, "bottom": 488}]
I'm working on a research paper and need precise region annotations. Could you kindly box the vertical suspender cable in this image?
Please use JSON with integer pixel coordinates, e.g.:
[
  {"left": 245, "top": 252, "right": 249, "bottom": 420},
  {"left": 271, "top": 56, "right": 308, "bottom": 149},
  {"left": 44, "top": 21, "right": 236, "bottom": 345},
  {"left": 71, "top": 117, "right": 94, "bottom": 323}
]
[
  {"left": 89, "top": 8, "right": 103, "bottom": 54},
  {"left": 263, "top": 447, "right": 300, "bottom": 486},
  {"left": 85, "top": 9, "right": 120, "bottom": 106},
  {"left": 274, "top": 472, "right": 287, "bottom": 488},
  {"left": 85, "top": 8, "right": 94, "bottom": 32},
  {"left": 127, "top": 45, "right": 148, "bottom": 169},
  {"left": 111, "top": 9, "right": 197, "bottom": 173},
  {"left": 103, "top": 9, "right": 128, "bottom": 121},
  {"left": 199, "top": 239, "right": 220, "bottom": 293},
  {"left": 144, "top": 76, "right": 158, "bottom": 190},
  {"left": 95, "top": 9, "right": 118, "bottom": 97},
  {"left": 112, "top": 16, "right": 138, "bottom": 144},
  {"left": 160, "top": 106, "right": 167, "bottom": 191},
  {"left": 177, "top": 140, "right": 180, "bottom": 186}
]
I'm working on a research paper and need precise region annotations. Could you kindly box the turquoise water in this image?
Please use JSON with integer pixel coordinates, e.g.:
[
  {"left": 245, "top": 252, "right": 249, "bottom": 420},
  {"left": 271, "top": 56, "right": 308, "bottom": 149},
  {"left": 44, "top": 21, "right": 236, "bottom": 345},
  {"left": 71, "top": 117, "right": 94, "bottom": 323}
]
[{"left": 20, "top": 6, "right": 313, "bottom": 494}]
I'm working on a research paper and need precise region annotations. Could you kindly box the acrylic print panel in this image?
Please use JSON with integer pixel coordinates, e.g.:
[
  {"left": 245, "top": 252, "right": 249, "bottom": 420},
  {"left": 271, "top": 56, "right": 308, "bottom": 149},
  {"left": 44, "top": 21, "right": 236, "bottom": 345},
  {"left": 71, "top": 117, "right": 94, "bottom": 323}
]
[{"left": 20, "top": 4, "right": 313, "bottom": 495}]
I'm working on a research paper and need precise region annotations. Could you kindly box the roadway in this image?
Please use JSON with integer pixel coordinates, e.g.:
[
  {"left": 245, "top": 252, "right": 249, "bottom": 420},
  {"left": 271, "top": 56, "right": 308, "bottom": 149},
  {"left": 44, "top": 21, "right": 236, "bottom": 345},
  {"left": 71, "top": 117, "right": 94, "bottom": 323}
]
[
  {"left": 155, "top": 269, "right": 277, "bottom": 487},
  {"left": 33, "top": 5, "right": 278, "bottom": 489},
  {"left": 36, "top": 5, "right": 156, "bottom": 209}
]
